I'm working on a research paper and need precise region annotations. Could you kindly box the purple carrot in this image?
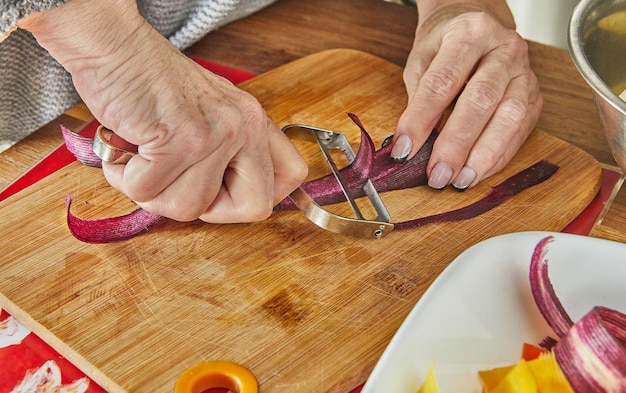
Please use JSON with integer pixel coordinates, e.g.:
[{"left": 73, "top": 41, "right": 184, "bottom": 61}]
[
  {"left": 274, "top": 113, "right": 436, "bottom": 210},
  {"left": 394, "top": 160, "right": 559, "bottom": 229},
  {"left": 528, "top": 237, "right": 626, "bottom": 392},
  {"left": 61, "top": 117, "right": 559, "bottom": 243}
]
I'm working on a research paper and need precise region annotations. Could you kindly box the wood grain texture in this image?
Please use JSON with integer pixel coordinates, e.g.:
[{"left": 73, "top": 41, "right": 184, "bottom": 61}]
[
  {"left": 0, "top": 50, "right": 601, "bottom": 393},
  {"left": 3, "top": 0, "right": 623, "bottom": 246},
  {"left": 184, "top": 0, "right": 418, "bottom": 73},
  {"left": 528, "top": 42, "right": 615, "bottom": 166},
  {"left": 591, "top": 183, "right": 626, "bottom": 242}
]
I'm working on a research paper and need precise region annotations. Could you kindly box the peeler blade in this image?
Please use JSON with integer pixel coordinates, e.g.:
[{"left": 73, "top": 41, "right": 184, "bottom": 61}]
[{"left": 283, "top": 124, "right": 394, "bottom": 239}]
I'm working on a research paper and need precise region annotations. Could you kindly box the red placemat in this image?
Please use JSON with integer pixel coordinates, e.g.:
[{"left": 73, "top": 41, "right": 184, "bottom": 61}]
[{"left": 0, "top": 56, "right": 619, "bottom": 391}]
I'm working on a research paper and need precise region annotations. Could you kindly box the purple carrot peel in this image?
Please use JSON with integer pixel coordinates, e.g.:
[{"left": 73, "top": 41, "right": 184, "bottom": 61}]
[
  {"left": 61, "top": 125, "right": 103, "bottom": 167},
  {"left": 529, "top": 237, "right": 626, "bottom": 392},
  {"left": 394, "top": 160, "right": 559, "bottom": 230},
  {"left": 66, "top": 195, "right": 162, "bottom": 244},
  {"left": 529, "top": 236, "right": 574, "bottom": 339},
  {"left": 61, "top": 115, "right": 559, "bottom": 243}
]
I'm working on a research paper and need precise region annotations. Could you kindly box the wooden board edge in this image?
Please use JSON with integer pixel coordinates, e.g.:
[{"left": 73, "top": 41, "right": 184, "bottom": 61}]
[
  {"left": 237, "top": 48, "right": 380, "bottom": 88},
  {"left": 590, "top": 224, "right": 626, "bottom": 243},
  {"left": 534, "top": 127, "right": 604, "bottom": 230},
  {"left": 0, "top": 293, "right": 126, "bottom": 393}
]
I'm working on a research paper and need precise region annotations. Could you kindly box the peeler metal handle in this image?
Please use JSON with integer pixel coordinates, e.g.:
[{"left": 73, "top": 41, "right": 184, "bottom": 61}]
[{"left": 283, "top": 124, "right": 394, "bottom": 239}]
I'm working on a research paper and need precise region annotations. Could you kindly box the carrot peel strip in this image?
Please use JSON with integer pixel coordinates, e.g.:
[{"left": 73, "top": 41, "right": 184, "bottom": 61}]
[
  {"left": 529, "top": 237, "right": 626, "bottom": 392},
  {"left": 61, "top": 116, "right": 558, "bottom": 243},
  {"left": 65, "top": 195, "right": 162, "bottom": 244}
]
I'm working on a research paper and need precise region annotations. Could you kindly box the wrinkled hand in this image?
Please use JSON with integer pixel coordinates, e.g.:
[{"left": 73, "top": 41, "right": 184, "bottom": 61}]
[
  {"left": 93, "top": 38, "right": 308, "bottom": 223},
  {"left": 20, "top": 0, "right": 307, "bottom": 223},
  {"left": 391, "top": 3, "right": 543, "bottom": 190}
]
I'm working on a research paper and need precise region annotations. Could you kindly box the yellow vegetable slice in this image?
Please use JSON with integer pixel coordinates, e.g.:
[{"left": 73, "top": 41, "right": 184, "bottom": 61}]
[
  {"left": 417, "top": 362, "right": 440, "bottom": 393},
  {"left": 478, "top": 352, "right": 573, "bottom": 393},
  {"left": 527, "top": 353, "right": 574, "bottom": 393},
  {"left": 483, "top": 361, "right": 538, "bottom": 393},
  {"left": 479, "top": 365, "right": 515, "bottom": 392}
]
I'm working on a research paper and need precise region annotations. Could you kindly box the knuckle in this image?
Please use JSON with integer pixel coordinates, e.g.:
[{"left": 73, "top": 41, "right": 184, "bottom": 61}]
[
  {"left": 164, "top": 198, "right": 207, "bottom": 222},
  {"left": 464, "top": 82, "right": 501, "bottom": 115},
  {"left": 235, "top": 94, "right": 268, "bottom": 143},
  {"left": 476, "top": 144, "right": 502, "bottom": 170},
  {"left": 499, "top": 94, "right": 528, "bottom": 124},
  {"left": 122, "top": 180, "right": 158, "bottom": 204},
  {"left": 238, "top": 91, "right": 266, "bottom": 121},
  {"left": 403, "top": 64, "right": 424, "bottom": 94},
  {"left": 442, "top": 132, "right": 474, "bottom": 159},
  {"left": 171, "top": 208, "right": 203, "bottom": 223},
  {"left": 185, "top": 129, "right": 216, "bottom": 158},
  {"left": 448, "top": 12, "right": 495, "bottom": 41},
  {"left": 498, "top": 31, "right": 530, "bottom": 64},
  {"left": 136, "top": 200, "right": 202, "bottom": 223},
  {"left": 420, "top": 66, "right": 463, "bottom": 98},
  {"left": 504, "top": 32, "right": 529, "bottom": 55},
  {"left": 509, "top": 119, "right": 531, "bottom": 148}
]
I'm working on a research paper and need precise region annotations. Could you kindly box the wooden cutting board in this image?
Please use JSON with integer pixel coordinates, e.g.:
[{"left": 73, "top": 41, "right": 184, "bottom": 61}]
[{"left": 0, "top": 49, "right": 601, "bottom": 392}]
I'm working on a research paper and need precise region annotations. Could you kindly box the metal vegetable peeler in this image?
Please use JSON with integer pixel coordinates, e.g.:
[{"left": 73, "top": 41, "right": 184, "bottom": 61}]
[
  {"left": 283, "top": 124, "right": 394, "bottom": 239},
  {"left": 92, "top": 123, "right": 394, "bottom": 238}
]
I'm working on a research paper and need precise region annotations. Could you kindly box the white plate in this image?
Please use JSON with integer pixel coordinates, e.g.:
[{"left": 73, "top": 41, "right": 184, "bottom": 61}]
[{"left": 361, "top": 231, "right": 626, "bottom": 393}]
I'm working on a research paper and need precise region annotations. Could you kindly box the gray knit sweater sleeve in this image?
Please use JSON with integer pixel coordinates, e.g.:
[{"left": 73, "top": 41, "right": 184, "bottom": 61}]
[
  {"left": 0, "top": 0, "right": 276, "bottom": 152},
  {"left": 0, "top": 0, "right": 66, "bottom": 40}
]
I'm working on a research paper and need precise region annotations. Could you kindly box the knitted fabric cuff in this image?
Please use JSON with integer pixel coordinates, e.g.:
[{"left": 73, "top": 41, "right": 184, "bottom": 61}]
[{"left": 1, "top": 0, "right": 66, "bottom": 41}]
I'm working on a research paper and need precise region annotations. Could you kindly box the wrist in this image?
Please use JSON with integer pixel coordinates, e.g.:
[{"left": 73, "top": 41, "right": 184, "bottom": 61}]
[
  {"left": 17, "top": 0, "right": 148, "bottom": 71},
  {"left": 417, "top": 0, "right": 516, "bottom": 30},
  {"left": 17, "top": 0, "right": 181, "bottom": 130}
]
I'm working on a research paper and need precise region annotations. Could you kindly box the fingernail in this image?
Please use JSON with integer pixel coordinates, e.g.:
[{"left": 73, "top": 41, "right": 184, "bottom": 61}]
[
  {"left": 451, "top": 166, "right": 477, "bottom": 190},
  {"left": 382, "top": 134, "right": 394, "bottom": 148},
  {"left": 428, "top": 162, "right": 453, "bottom": 189},
  {"left": 391, "top": 134, "right": 412, "bottom": 162}
]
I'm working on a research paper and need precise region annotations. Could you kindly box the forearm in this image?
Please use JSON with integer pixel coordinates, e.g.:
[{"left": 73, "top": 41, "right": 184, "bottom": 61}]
[
  {"left": 17, "top": 0, "right": 149, "bottom": 73},
  {"left": 16, "top": 0, "right": 183, "bottom": 132},
  {"left": 415, "top": 0, "right": 516, "bottom": 29}
]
